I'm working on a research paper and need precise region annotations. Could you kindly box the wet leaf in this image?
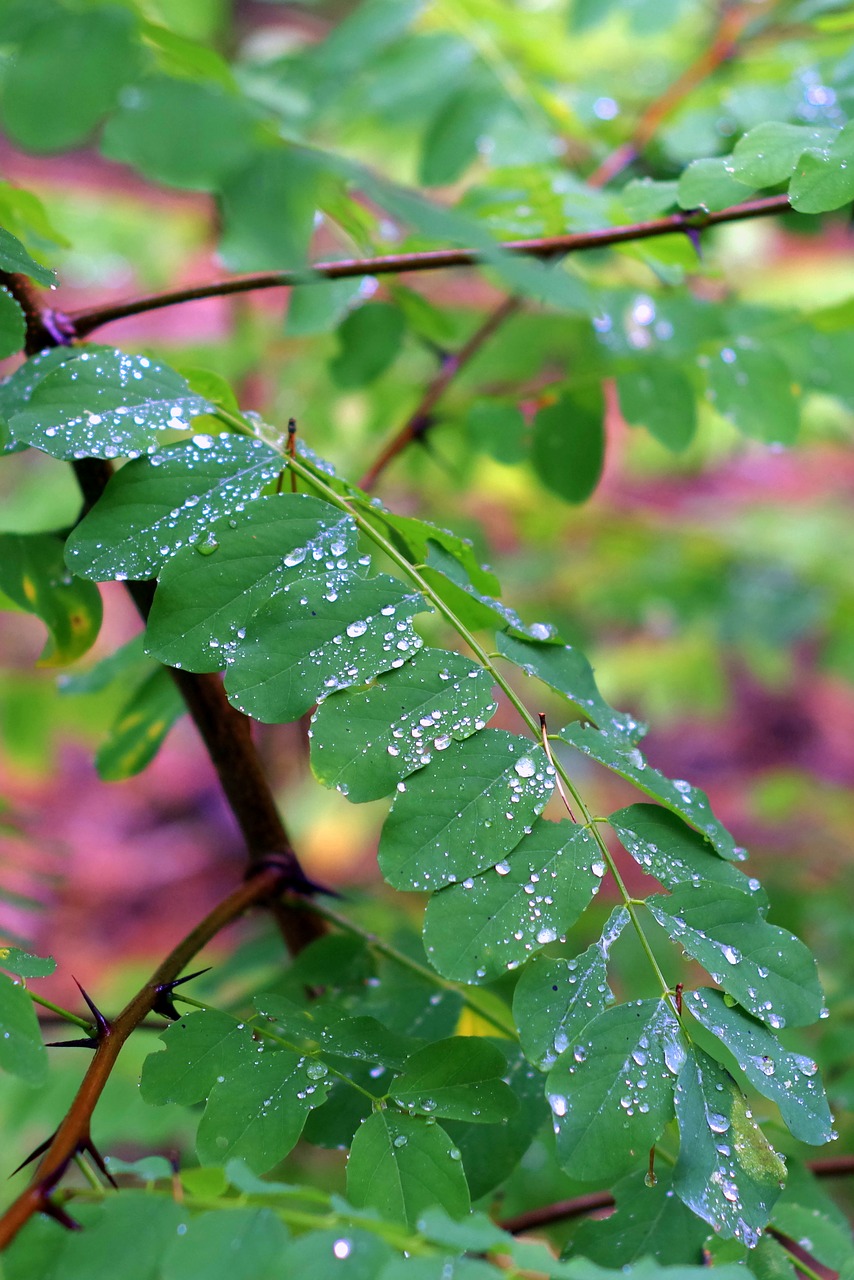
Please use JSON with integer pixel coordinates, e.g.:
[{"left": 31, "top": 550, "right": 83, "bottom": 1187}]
[
  {"left": 677, "top": 157, "right": 753, "bottom": 211},
  {"left": 389, "top": 1037, "right": 517, "bottom": 1124},
  {"left": 0, "top": 971, "right": 47, "bottom": 1084},
  {"left": 0, "top": 287, "right": 25, "bottom": 359},
  {"left": 732, "top": 122, "right": 835, "bottom": 188},
  {"left": 140, "top": 1010, "right": 255, "bottom": 1106},
  {"left": 378, "top": 730, "right": 553, "bottom": 891},
  {"left": 0, "top": 946, "right": 55, "bottom": 978},
  {"left": 616, "top": 359, "right": 697, "bottom": 452},
  {"left": 571, "top": 1169, "right": 710, "bottom": 1268},
  {"left": 0, "top": 533, "right": 102, "bottom": 666},
  {"left": 0, "top": 223, "right": 56, "bottom": 286},
  {"left": 704, "top": 340, "right": 800, "bottom": 445},
  {"left": 282, "top": 1227, "right": 394, "bottom": 1280},
  {"left": 161, "top": 1208, "right": 289, "bottom": 1280},
  {"left": 346, "top": 1110, "right": 470, "bottom": 1226},
  {"left": 789, "top": 119, "right": 854, "bottom": 213}
]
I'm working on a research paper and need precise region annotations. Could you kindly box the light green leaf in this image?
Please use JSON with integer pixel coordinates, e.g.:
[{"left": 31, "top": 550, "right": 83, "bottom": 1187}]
[
  {"left": 609, "top": 804, "right": 768, "bottom": 906},
  {"left": 162, "top": 1208, "right": 289, "bottom": 1280},
  {"left": 465, "top": 401, "right": 527, "bottom": 464},
  {"left": 197, "top": 1046, "right": 329, "bottom": 1172},
  {"left": 346, "top": 1110, "right": 470, "bottom": 1226},
  {"left": 286, "top": 276, "right": 363, "bottom": 337},
  {"left": 65, "top": 434, "right": 282, "bottom": 581},
  {"left": 513, "top": 906, "right": 628, "bottom": 1070},
  {"left": 0, "top": 970, "right": 47, "bottom": 1083},
  {"left": 420, "top": 80, "right": 502, "bottom": 187},
  {"left": 0, "top": 348, "right": 80, "bottom": 453},
  {"left": 732, "top": 122, "right": 835, "bottom": 188},
  {"left": 531, "top": 387, "right": 605, "bottom": 504},
  {"left": 389, "top": 1036, "right": 517, "bottom": 1123},
  {"left": 495, "top": 631, "right": 641, "bottom": 742},
  {"left": 95, "top": 666, "right": 185, "bottom": 781},
  {"left": 330, "top": 303, "right": 406, "bottom": 388},
  {"left": 560, "top": 724, "right": 739, "bottom": 859},
  {"left": 677, "top": 157, "right": 754, "bottom": 211},
  {"left": 616, "top": 178, "right": 680, "bottom": 221},
  {"left": 0, "top": 224, "right": 56, "bottom": 286},
  {"left": 704, "top": 340, "right": 800, "bottom": 445},
  {"left": 144, "top": 493, "right": 358, "bottom": 672},
  {"left": 0, "top": 946, "right": 55, "bottom": 977},
  {"left": 647, "top": 885, "right": 824, "bottom": 1028},
  {"left": 789, "top": 120, "right": 854, "bottom": 213},
  {"left": 684, "top": 988, "right": 833, "bottom": 1145},
  {"left": 378, "top": 730, "right": 554, "bottom": 891},
  {"left": 0, "top": 533, "right": 102, "bottom": 666},
  {"left": 283, "top": 1228, "right": 394, "bottom": 1279},
  {"left": 26, "top": 1193, "right": 185, "bottom": 1280},
  {"left": 673, "top": 1046, "right": 786, "bottom": 1246},
  {"left": 422, "top": 821, "right": 603, "bottom": 983},
  {"left": 0, "top": 287, "right": 25, "bottom": 359},
  {"left": 546, "top": 998, "right": 681, "bottom": 1182},
  {"left": 219, "top": 147, "right": 321, "bottom": 271},
  {"left": 617, "top": 360, "right": 697, "bottom": 452},
  {"left": 224, "top": 572, "right": 426, "bottom": 723},
  {"left": 140, "top": 1009, "right": 255, "bottom": 1106},
  {"left": 310, "top": 647, "right": 496, "bottom": 802},
  {"left": 9, "top": 347, "right": 213, "bottom": 460}
]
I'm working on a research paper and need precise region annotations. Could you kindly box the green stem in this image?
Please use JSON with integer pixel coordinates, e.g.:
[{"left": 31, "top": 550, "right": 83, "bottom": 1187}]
[
  {"left": 74, "top": 1152, "right": 107, "bottom": 1194},
  {"left": 29, "top": 992, "right": 94, "bottom": 1034}
]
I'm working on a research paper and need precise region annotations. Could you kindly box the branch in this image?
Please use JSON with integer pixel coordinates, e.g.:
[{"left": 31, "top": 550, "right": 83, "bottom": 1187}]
[
  {"left": 61, "top": 197, "right": 790, "bottom": 339},
  {"left": 0, "top": 865, "right": 288, "bottom": 1249}
]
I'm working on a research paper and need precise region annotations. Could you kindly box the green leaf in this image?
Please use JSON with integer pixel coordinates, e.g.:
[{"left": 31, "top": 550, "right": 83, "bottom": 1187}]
[
  {"left": 546, "top": 998, "right": 681, "bottom": 1182},
  {"left": 9, "top": 347, "right": 213, "bottom": 460},
  {"left": 256, "top": 993, "right": 415, "bottom": 1068},
  {"left": 677, "top": 157, "right": 753, "bottom": 212},
  {"left": 0, "top": 6, "right": 140, "bottom": 151},
  {"left": 422, "top": 820, "right": 603, "bottom": 983},
  {"left": 560, "top": 724, "right": 739, "bottom": 859},
  {"left": 647, "top": 884, "right": 824, "bottom": 1028},
  {"left": 144, "top": 493, "right": 358, "bottom": 672},
  {"left": 140, "top": 1009, "right": 255, "bottom": 1106},
  {"left": 24, "top": 1193, "right": 185, "bottom": 1280},
  {"left": 329, "top": 303, "right": 406, "bottom": 389},
  {"left": 495, "top": 631, "right": 641, "bottom": 742},
  {"left": 616, "top": 178, "right": 680, "bottom": 221},
  {"left": 772, "top": 1174, "right": 854, "bottom": 1273},
  {"left": 0, "top": 533, "right": 102, "bottom": 666},
  {"left": 0, "top": 347, "right": 80, "bottom": 452},
  {"left": 0, "top": 287, "right": 26, "bottom": 359},
  {"left": 65, "top": 435, "right": 282, "bottom": 582},
  {"left": 704, "top": 340, "right": 800, "bottom": 445},
  {"left": 311, "top": 647, "right": 495, "bottom": 802},
  {"left": 95, "top": 666, "right": 185, "bottom": 780},
  {"left": 616, "top": 360, "right": 697, "bottom": 452},
  {"left": 684, "top": 988, "right": 833, "bottom": 1145},
  {"left": 0, "top": 970, "right": 47, "bottom": 1083},
  {"left": 0, "top": 223, "right": 56, "bottom": 286},
  {"left": 531, "top": 387, "right": 605, "bottom": 504},
  {"left": 196, "top": 1045, "right": 330, "bottom": 1172},
  {"left": 0, "top": 945, "right": 55, "bottom": 977},
  {"left": 282, "top": 1228, "right": 394, "bottom": 1280},
  {"left": 101, "top": 75, "right": 255, "bottom": 192},
  {"left": 389, "top": 1036, "right": 518, "bottom": 1123},
  {"left": 162, "top": 1208, "right": 289, "bottom": 1280},
  {"left": 571, "top": 1169, "right": 711, "bottom": 1268},
  {"left": 365, "top": 507, "right": 500, "bottom": 598},
  {"left": 513, "top": 906, "right": 628, "bottom": 1070},
  {"left": 609, "top": 805, "right": 768, "bottom": 905},
  {"left": 420, "top": 81, "right": 501, "bottom": 187},
  {"left": 219, "top": 147, "right": 321, "bottom": 271},
  {"left": 732, "top": 122, "right": 835, "bottom": 188},
  {"left": 673, "top": 1046, "right": 786, "bottom": 1246},
  {"left": 377, "top": 730, "right": 554, "bottom": 891},
  {"left": 789, "top": 120, "right": 854, "bottom": 213},
  {"left": 346, "top": 1110, "right": 470, "bottom": 1226},
  {"left": 465, "top": 401, "right": 527, "bottom": 464},
  {"left": 224, "top": 571, "right": 426, "bottom": 723},
  {"left": 286, "top": 276, "right": 363, "bottom": 337}
]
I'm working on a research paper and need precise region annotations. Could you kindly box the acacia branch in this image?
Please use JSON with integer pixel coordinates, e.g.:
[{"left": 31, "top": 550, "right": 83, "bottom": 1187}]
[{"left": 0, "top": 865, "right": 288, "bottom": 1249}]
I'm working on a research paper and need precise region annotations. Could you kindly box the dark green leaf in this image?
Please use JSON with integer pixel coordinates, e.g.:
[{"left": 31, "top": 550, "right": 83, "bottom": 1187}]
[
  {"left": 219, "top": 147, "right": 321, "bottom": 271},
  {"left": 346, "top": 1110, "right": 470, "bottom": 1226},
  {"left": 9, "top": 347, "right": 213, "bottom": 460},
  {"left": 95, "top": 666, "right": 185, "bottom": 780},
  {"left": 617, "top": 360, "right": 697, "bottom": 452},
  {"left": 162, "top": 1208, "right": 289, "bottom": 1280},
  {"left": 465, "top": 401, "right": 527, "bottom": 464},
  {"left": 0, "top": 287, "right": 25, "bottom": 359},
  {"left": 732, "top": 123, "right": 835, "bottom": 188},
  {"left": 673, "top": 1046, "right": 786, "bottom": 1246},
  {"left": 378, "top": 730, "right": 554, "bottom": 891},
  {"left": 65, "top": 434, "right": 282, "bottom": 581},
  {"left": 0, "top": 945, "right": 55, "bottom": 977},
  {"left": 704, "top": 340, "right": 800, "bottom": 445},
  {"left": 531, "top": 387, "right": 605, "bottom": 504},
  {"left": 647, "top": 885, "right": 824, "bottom": 1028},
  {"left": 140, "top": 1009, "right": 255, "bottom": 1106},
  {"left": 366, "top": 507, "right": 500, "bottom": 597},
  {"left": 789, "top": 120, "right": 854, "bottom": 213},
  {"left": 256, "top": 993, "right": 415, "bottom": 1068},
  {"left": 30, "top": 1193, "right": 185, "bottom": 1280},
  {"left": 420, "top": 81, "right": 501, "bottom": 187},
  {"left": 684, "top": 988, "right": 833, "bottom": 1145},
  {"left": 310, "top": 647, "right": 496, "bottom": 802},
  {"left": 389, "top": 1036, "right": 517, "bottom": 1123},
  {"left": 0, "top": 533, "right": 102, "bottom": 666},
  {"left": 571, "top": 1169, "right": 710, "bottom": 1268},
  {"left": 677, "top": 158, "right": 753, "bottom": 211},
  {"left": 330, "top": 303, "right": 406, "bottom": 389},
  {"left": 144, "top": 493, "right": 358, "bottom": 672},
  {"left": 0, "top": 970, "right": 47, "bottom": 1083},
  {"left": 547, "top": 998, "right": 681, "bottom": 1182},
  {"left": 423, "top": 820, "right": 603, "bottom": 983},
  {"left": 0, "top": 224, "right": 56, "bottom": 286}
]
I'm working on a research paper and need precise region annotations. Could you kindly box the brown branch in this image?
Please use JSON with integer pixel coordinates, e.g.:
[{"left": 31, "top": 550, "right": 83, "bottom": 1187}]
[{"left": 0, "top": 865, "right": 288, "bottom": 1249}]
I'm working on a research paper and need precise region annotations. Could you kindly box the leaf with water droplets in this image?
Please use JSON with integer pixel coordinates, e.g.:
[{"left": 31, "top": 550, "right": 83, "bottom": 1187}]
[
  {"left": 9, "top": 346, "right": 213, "bottom": 460},
  {"left": 0, "top": 947, "right": 55, "bottom": 978},
  {"left": 0, "top": 224, "right": 56, "bottom": 287},
  {"left": 0, "top": 348, "right": 79, "bottom": 454},
  {"left": 0, "top": 532, "right": 102, "bottom": 666},
  {"left": 0, "top": 972, "right": 47, "bottom": 1084},
  {"left": 362, "top": 505, "right": 500, "bottom": 597},
  {"left": 140, "top": 1010, "right": 255, "bottom": 1106},
  {"left": 310, "top": 647, "right": 496, "bottom": 802},
  {"left": 571, "top": 1169, "right": 712, "bottom": 1268},
  {"left": 677, "top": 157, "right": 753, "bottom": 211},
  {"left": 684, "top": 988, "right": 833, "bottom": 1145},
  {"left": 673, "top": 1045, "right": 785, "bottom": 1247},
  {"left": 513, "top": 906, "right": 629, "bottom": 1070},
  {"left": 789, "top": 119, "right": 854, "bottom": 214},
  {"left": 610, "top": 805, "right": 768, "bottom": 908},
  {"left": 162, "top": 1207, "right": 289, "bottom": 1280},
  {"left": 423, "top": 821, "right": 602, "bottom": 983},
  {"left": 346, "top": 1110, "right": 470, "bottom": 1227},
  {"left": 224, "top": 572, "right": 426, "bottom": 723},
  {"left": 95, "top": 666, "right": 185, "bottom": 781},
  {"left": 255, "top": 993, "right": 414, "bottom": 1069},
  {"left": 281, "top": 1227, "right": 394, "bottom": 1279},
  {"left": 144, "top": 494, "right": 358, "bottom": 672},
  {"left": 65, "top": 435, "right": 282, "bottom": 581},
  {"left": 647, "top": 884, "right": 824, "bottom": 1029},
  {"left": 704, "top": 340, "right": 800, "bottom": 446},
  {"left": 547, "top": 998, "right": 681, "bottom": 1183},
  {"left": 378, "top": 731, "right": 553, "bottom": 891},
  {"left": 0, "top": 287, "right": 25, "bottom": 360},
  {"left": 389, "top": 1037, "right": 517, "bottom": 1123},
  {"left": 732, "top": 122, "right": 836, "bottom": 189},
  {"left": 561, "top": 724, "right": 738, "bottom": 859},
  {"left": 496, "top": 632, "right": 642, "bottom": 743}
]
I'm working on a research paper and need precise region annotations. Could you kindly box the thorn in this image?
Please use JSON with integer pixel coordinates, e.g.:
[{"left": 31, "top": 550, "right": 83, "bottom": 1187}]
[
  {"left": 246, "top": 852, "right": 341, "bottom": 898},
  {"left": 10, "top": 1132, "right": 56, "bottom": 1177},
  {"left": 42, "top": 1198, "right": 82, "bottom": 1231},
  {"left": 44, "top": 1036, "right": 98, "bottom": 1050},
  {"left": 72, "top": 978, "right": 111, "bottom": 1038},
  {"left": 152, "top": 968, "right": 212, "bottom": 1021},
  {"left": 80, "top": 1135, "right": 117, "bottom": 1188}
]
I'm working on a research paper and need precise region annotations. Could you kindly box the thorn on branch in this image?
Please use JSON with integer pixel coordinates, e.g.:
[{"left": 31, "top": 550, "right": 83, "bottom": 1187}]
[
  {"left": 152, "top": 967, "right": 212, "bottom": 1022},
  {"left": 246, "top": 850, "right": 340, "bottom": 899},
  {"left": 10, "top": 1132, "right": 57, "bottom": 1177},
  {"left": 44, "top": 1035, "right": 98, "bottom": 1050},
  {"left": 72, "top": 979, "right": 111, "bottom": 1040},
  {"left": 42, "top": 1198, "right": 82, "bottom": 1232},
  {"left": 79, "top": 1134, "right": 117, "bottom": 1188}
]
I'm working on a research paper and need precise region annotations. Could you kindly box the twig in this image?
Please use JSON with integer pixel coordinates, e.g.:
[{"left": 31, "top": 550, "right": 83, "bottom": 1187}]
[{"left": 0, "top": 865, "right": 288, "bottom": 1249}]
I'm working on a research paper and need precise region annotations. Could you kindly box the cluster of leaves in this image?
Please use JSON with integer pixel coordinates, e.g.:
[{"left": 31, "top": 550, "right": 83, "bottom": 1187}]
[{"left": 0, "top": 1, "right": 853, "bottom": 1277}]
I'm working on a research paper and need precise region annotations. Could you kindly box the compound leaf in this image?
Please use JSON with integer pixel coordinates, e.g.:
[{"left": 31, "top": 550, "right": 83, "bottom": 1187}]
[{"left": 389, "top": 1036, "right": 517, "bottom": 1124}]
